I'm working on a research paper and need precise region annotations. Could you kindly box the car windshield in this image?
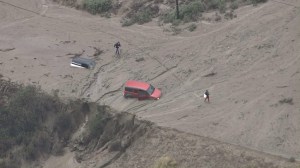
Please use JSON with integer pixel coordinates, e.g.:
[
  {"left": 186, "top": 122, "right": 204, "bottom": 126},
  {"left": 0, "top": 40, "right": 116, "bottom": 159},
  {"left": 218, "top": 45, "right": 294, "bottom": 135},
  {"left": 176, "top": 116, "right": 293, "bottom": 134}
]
[{"left": 146, "top": 84, "right": 155, "bottom": 95}]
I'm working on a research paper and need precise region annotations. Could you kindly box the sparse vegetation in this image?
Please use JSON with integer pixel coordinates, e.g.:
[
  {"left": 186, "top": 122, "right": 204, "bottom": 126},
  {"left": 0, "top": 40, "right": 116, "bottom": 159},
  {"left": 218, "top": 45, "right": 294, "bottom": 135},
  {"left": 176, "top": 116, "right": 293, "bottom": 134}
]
[
  {"left": 88, "top": 105, "right": 111, "bottom": 139},
  {"left": 122, "top": 9, "right": 153, "bottom": 26},
  {"left": 279, "top": 98, "right": 294, "bottom": 105},
  {"left": 122, "top": 3, "right": 159, "bottom": 26},
  {"left": 171, "top": 25, "right": 182, "bottom": 35},
  {"left": 55, "top": 0, "right": 268, "bottom": 26},
  {"left": 251, "top": 0, "right": 268, "bottom": 6},
  {"left": 187, "top": 23, "right": 197, "bottom": 31},
  {"left": 0, "top": 81, "right": 86, "bottom": 163},
  {"left": 161, "top": 1, "right": 204, "bottom": 24},
  {"left": 82, "top": 0, "right": 112, "bottom": 14},
  {"left": 0, "top": 160, "right": 19, "bottom": 168},
  {"left": 288, "top": 157, "right": 296, "bottom": 162},
  {"left": 225, "top": 10, "right": 237, "bottom": 19},
  {"left": 230, "top": 0, "right": 239, "bottom": 10}
]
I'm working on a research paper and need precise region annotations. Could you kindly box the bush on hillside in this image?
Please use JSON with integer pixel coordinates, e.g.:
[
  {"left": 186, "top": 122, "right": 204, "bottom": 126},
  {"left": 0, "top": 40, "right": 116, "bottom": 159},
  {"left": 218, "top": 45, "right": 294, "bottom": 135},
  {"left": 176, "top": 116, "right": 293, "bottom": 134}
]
[
  {"left": 88, "top": 105, "right": 111, "bottom": 139},
  {"left": 23, "top": 132, "right": 52, "bottom": 160},
  {"left": 251, "top": 0, "right": 268, "bottom": 5},
  {"left": 122, "top": 9, "right": 153, "bottom": 26},
  {"left": 241, "top": 0, "right": 268, "bottom": 5},
  {"left": 161, "top": 1, "right": 204, "bottom": 24},
  {"left": 187, "top": 23, "right": 197, "bottom": 31},
  {"left": 0, "top": 160, "right": 19, "bottom": 168},
  {"left": 3, "top": 86, "right": 59, "bottom": 143},
  {"left": 83, "top": 0, "right": 112, "bottom": 14},
  {"left": 122, "top": 4, "right": 159, "bottom": 26},
  {"left": 54, "top": 112, "right": 74, "bottom": 140},
  {"left": 230, "top": 0, "right": 239, "bottom": 10},
  {"left": 0, "top": 83, "right": 87, "bottom": 162}
]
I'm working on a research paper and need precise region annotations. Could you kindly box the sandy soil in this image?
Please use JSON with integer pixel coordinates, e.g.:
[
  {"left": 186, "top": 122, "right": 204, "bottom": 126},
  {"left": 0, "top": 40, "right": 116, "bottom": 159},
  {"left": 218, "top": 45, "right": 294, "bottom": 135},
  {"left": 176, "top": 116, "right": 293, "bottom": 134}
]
[{"left": 0, "top": 0, "right": 300, "bottom": 165}]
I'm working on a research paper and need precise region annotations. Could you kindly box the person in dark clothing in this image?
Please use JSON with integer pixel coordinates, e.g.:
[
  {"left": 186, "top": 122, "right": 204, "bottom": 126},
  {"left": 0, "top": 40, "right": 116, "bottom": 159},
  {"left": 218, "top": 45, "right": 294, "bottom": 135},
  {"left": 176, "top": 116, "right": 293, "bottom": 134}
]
[
  {"left": 114, "top": 41, "right": 121, "bottom": 56},
  {"left": 204, "top": 90, "right": 210, "bottom": 103}
]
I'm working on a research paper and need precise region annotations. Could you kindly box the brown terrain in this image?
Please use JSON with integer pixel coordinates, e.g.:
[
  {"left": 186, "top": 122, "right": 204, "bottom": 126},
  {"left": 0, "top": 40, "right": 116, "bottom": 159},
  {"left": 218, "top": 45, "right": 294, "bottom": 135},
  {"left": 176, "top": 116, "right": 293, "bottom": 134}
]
[{"left": 0, "top": 0, "right": 300, "bottom": 167}]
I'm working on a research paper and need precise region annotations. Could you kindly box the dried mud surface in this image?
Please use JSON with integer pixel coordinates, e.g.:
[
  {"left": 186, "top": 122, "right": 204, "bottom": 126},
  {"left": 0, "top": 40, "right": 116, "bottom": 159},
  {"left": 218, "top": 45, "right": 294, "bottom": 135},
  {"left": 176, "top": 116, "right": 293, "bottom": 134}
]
[{"left": 0, "top": 0, "right": 300, "bottom": 167}]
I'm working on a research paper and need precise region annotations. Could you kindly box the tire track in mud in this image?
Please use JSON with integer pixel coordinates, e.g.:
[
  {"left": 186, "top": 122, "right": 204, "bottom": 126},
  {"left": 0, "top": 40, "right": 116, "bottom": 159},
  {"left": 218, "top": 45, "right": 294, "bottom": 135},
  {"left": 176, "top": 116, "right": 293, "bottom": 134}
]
[
  {"left": 1, "top": 2, "right": 182, "bottom": 105},
  {"left": 80, "top": 62, "right": 111, "bottom": 97},
  {"left": 124, "top": 102, "right": 149, "bottom": 113},
  {"left": 95, "top": 87, "right": 123, "bottom": 102},
  {"left": 147, "top": 64, "right": 178, "bottom": 81},
  {"left": 1, "top": 1, "right": 206, "bottom": 113}
]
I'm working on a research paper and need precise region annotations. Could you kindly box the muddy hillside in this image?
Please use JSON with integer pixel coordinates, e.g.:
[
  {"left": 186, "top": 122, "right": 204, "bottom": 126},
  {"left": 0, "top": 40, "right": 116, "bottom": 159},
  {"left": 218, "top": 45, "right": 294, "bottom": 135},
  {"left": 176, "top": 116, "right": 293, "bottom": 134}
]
[{"left": 0, "top": 79, "right": 298, "bottom": 168}]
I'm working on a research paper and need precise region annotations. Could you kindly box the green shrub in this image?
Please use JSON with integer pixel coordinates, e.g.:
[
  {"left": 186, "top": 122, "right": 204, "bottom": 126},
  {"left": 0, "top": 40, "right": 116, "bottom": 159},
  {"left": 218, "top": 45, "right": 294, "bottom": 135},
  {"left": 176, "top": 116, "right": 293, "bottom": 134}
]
[
  {"left": 121, "top": 18, "right": 135, "bottom": 27},
  {"left": 171, "top": 26, "right": 181, "bottom": 35},
  {"left": 5, "top": 86, "right": 47, "bottom": 138},
  {"left": 83, "top": 0, "right": 112, "bottom": 14},
  {"left": 160, "top": 10, "right": 177, "bottom": 24},
  {"left": 181, "top": 1, "right": 205, "bottom": 22},
  {"left": 88, "top": 106, "right": 110, "bottom": 138},
  {"left": 230, "top": 1, "right": 239, "bottom": 10},
  {"left": 133, "top": 9, "right": 153, "bottom": 24},
  {"left": 242, "top": 0, "right": 267, "bottom": 5},
  {"left": 161, "top": 1, "right": 204, "bottom": 24},
  {"left": 251, "top": 0, "right": 268, "bottom": 5},
  {"left": 187, "top": 23, "right": 197, "bottom": 31},
  {"left": 217, "top": 0, "right": 226, "bottom": 13},
  {"left": 54, "top": 112, "right": 74, "bottom": 139},
  {"left": 122, "top": 5, "right": 159, "bottom": 26},
  {"left": 22, "top": 131, "right": 52, "bottom": 161},
  {"left": 205, "top": 0, "right": 220, "bottom": 10},
  {"left": 0, "top": 160, "right": 19, "bottom": 168},
  {"left": 0, "top": 83, "right": 87, "bottom": 162},
  {"left": 204, "top": 0, "right": 227, "bottom": 12}
]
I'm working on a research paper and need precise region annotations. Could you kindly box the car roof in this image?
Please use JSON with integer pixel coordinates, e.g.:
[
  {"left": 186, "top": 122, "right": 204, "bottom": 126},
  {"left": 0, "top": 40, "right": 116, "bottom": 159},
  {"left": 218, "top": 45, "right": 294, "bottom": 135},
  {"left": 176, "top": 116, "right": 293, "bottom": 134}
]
[
  {"left": 71, "top": 57, "right": 95, "bottom": 66},
  {"left": 125, "top": 80, "right": 150, "bottom": 90}
]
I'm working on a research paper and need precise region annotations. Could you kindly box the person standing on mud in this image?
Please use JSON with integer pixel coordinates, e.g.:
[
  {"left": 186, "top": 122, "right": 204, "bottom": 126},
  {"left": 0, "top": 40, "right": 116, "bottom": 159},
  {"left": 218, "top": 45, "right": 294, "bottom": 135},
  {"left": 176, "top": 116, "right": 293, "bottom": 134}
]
[
  {"left": 204, "top": 90, "right": 210, "bottom": 103},
  {"left": 114, "top": 41, "right": 121, "bottom": 56}
]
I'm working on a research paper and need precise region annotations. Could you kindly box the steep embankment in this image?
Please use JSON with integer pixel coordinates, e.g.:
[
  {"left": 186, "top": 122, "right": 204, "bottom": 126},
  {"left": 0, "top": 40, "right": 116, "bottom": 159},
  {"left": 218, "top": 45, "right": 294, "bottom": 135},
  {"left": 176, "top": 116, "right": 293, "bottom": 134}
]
[
  {"left": 41, "top": 102, "right": 299, "bottom": 168},
  {"left": 1, "top": 79, "right": 297, "bottom": 168}
]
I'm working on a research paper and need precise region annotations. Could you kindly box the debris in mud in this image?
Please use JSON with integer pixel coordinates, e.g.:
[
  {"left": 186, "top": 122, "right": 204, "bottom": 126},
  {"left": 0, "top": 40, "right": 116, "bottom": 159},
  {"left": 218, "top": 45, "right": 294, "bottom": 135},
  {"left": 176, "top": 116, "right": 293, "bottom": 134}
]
[
  {"left": 0, "top": 48, "right": 15, "bottom": 52},
  {"left": 92, "top": 47, "right": 104, "bottom": 60},
  {"left": 278, "top": 98, "right": 294, "bottom": 105},
  {"left": 203, "top": 72, "right": 217, "bottom": 77},
  {"left": 135, "top": 57, "right": 145, "bottom": 62},
  {"left": 60, "top": 40, "right": 76, "bottom": 44},
  {"left": 66, "top": 49, "right": 85, "bottom": 58}
]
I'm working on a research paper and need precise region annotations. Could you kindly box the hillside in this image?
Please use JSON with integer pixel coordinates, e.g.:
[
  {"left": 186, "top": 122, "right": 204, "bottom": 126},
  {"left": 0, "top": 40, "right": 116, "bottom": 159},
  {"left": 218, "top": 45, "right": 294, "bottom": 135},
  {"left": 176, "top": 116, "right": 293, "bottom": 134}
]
[
  {"left": 0, "top": 0, "right": 300, "bottom": 167},
  {"left": 0, "top": 80, "right": 297, "bottom": 168}
]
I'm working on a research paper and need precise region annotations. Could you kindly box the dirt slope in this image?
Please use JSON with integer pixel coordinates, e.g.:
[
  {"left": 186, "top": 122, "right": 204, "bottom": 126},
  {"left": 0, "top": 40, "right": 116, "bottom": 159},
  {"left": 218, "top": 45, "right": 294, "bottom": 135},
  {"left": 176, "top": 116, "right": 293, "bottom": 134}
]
[{"left": 0, "top": 0, "right": 300, "bottom": 164}]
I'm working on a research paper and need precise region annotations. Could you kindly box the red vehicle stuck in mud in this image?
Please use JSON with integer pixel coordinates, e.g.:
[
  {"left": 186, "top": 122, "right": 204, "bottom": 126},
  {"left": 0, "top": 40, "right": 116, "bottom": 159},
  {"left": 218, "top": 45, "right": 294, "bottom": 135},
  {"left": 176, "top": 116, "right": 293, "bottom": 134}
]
[{"left": 123, "top": 80, "right": 161, "bottom": 100}]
